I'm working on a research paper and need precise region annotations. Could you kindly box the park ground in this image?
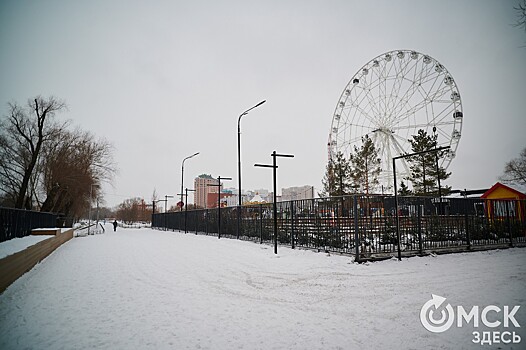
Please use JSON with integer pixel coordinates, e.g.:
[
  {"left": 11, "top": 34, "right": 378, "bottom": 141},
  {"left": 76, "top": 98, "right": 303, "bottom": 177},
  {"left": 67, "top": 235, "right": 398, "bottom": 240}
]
[{"left": 0, "top": 226, "right": 525, "bottom": 349}]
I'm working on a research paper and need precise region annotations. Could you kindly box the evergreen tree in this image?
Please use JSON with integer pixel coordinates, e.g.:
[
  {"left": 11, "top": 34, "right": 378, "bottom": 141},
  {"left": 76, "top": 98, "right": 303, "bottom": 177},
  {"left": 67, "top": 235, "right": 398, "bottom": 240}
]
[
  {"left": 398, "top": 180, "right": 412, "bottom": 196},
  {"left": 320, "top": 152, "right": 352, "bottom": 197},
  {"left": 350, "top": 135, "right": 381, "bottom": 195},
  {"left": 406, "top": 129, "right": 451, "bottom": 196}
]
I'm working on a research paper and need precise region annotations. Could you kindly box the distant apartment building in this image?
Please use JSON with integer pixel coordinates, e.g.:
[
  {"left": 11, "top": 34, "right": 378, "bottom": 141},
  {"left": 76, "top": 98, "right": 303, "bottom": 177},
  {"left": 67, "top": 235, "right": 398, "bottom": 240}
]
[
  {"left": 254, "top": 189, "right": 269, "bottom": 197},
  {"left": 194, "top": 174, "right": 220, "bottom": 209},
  {"left": 222, "top": 188, "right": 263, "bottom": 206},
  {"left": 207, "top": 192, "right": 233, "bottom": 208},
  {"left": 223, "top": 188, "right": 239, "bottom": 207},
  {"left": 267, "top": 193, "right": 282, "bottom": 203},
  {"left": 210, "top": 187, "right": 275, "bottom": 206},
  {"left": 222, "top": 189, "right": 239, "bottom": 207},
  {"left": 281, "top": 185, "right": 315, "bottom": 201}
]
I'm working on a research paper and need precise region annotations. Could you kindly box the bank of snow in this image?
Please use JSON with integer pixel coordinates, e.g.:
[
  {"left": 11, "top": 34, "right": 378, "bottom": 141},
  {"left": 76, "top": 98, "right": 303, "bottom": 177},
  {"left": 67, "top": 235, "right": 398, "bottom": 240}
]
[
  {"left": 0, "top": 228, "right": 524, "bottom": 350},
  {"left": 0, "top": 235, "right": 54, "bottom": 259}
]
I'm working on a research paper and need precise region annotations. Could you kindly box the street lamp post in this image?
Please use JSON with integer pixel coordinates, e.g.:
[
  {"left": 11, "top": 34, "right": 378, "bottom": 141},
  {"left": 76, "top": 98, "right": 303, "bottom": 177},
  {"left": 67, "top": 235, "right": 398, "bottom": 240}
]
[
  {"left": 207, "top": 176, "right": 232, "bottom": 239},
  {"left": 178, "top": 188, "right": 196, "bottom": 234},
  {"left": 237, "top": 100, "right": 266, "bottom": 239},
  {"left": 181, "top": 152, "right": 200, "bottom": 210},
  {"left": 164, "top": 195, "right": 174, "bottom": 230},
  {"left": 255, "top": 150, "right": 294, "bottom": 254},
  {"left": 164, "top": 195, "right": 174, "bottom": 213}
]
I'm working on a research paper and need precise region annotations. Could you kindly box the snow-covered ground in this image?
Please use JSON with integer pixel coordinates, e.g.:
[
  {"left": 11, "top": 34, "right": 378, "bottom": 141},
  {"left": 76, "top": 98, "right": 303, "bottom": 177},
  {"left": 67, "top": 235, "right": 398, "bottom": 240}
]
[
  {"left": 0, "top": 226, "right": 524, "bottom": 349},
  {"left": 0, "top": 235, "right": 54, "bottom": 259}
]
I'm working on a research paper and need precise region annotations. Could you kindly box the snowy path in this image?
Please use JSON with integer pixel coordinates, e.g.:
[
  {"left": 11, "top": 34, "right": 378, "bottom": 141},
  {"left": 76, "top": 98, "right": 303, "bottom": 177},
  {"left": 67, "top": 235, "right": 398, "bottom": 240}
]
[{"left": 0, "top": 228, "right": 525, "bottom": 349}]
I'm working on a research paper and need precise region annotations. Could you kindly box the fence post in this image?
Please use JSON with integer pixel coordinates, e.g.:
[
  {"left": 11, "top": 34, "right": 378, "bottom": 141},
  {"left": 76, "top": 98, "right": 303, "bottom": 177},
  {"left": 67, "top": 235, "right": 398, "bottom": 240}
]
[
  {"left": 335, "top": 201, "right": 340, "bottom": 252},
  {"left": 184, "top": 206, "right": 188, "bottom": 234},
  {"left": 259, "top": 204, "right": 263, "bottom": 244},
  {"left": 195, "top": 211, "right": 198, "bottom": 235},
  {"left": 418, "top": 199, "right": 423, "bottom": 255},
  {"left": 291, "top": 201, "right": 295, "bottom": 249},
  {"left": 205, "top": 209, "right": 209, "bottom": 235},
  {"left": 465, "top": 199, "right": 471, "bottom": 250},
  {"left": 507, "top": 201, "right": 514, "bottom": 248},
  {"left": 354, "top": 195, "right": 360, "bottom": 263}
]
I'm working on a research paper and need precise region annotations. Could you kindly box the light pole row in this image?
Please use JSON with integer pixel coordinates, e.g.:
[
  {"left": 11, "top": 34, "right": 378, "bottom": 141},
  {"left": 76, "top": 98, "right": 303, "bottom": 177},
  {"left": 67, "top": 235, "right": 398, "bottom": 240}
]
[
  {"left": 237, "top": 100, "right": 266, "bottom": 239},
  {"left": 173, "top": 100, "right": 266, "bottom": 230},
  {"left": 166, "top": 100, "right": 289, "bottom": 250}
]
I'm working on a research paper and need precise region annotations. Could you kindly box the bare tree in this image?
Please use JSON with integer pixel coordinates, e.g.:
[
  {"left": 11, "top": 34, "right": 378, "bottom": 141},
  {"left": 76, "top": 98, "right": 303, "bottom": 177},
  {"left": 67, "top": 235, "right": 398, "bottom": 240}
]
[
  {"left": 514, "top": 0, "right": 526, "bottom": 32},
  {"left": 116, "top": 197, "right": 146, "bottom": 223},
  {"left": 151, "top": 188, "right": 159, "bottom": 213},
  {"left": 151, "top": 188, "right": 159, "bottom": 202},
  {"left": 39, "top": 128, "right": 116, "bottom": 219},
  {"left": 0, "top": 96, "right": 67, "bottom": 208},
  {"left": 0, "top": 96, "right": 116, "bottom": 220},
  {"left": 499, "top": 147, "right": 526, "bottom": 187},
  {"left": 514, "top": 0, "right": 526, "bottom": 47}
]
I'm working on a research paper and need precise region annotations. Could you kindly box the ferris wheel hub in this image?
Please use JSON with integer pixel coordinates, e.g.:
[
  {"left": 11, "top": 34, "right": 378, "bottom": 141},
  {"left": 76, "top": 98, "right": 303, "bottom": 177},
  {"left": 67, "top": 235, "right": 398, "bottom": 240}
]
[{"left": 372, "top": 128, "right": 394, "bottom": 135}]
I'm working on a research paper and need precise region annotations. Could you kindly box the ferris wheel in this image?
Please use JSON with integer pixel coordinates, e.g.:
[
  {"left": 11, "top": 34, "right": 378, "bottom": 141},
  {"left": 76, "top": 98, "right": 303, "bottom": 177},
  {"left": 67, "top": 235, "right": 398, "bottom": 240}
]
[{"left": 328, "top": 49, "right": 463, "bottom": 193}]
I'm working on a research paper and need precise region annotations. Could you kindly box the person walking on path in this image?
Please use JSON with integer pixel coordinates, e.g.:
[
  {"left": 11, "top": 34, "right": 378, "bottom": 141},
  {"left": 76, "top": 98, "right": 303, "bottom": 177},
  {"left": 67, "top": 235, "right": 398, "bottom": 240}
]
[{"left": 113, "top": 220, "right": 118, "bottom": 232}]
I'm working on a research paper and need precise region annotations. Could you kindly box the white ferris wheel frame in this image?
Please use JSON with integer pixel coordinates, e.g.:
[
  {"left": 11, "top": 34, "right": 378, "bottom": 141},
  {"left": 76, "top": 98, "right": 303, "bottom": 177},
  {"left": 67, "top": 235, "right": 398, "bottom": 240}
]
[{"left": 328, "top": 49, "right": 463, "bottom": 193}]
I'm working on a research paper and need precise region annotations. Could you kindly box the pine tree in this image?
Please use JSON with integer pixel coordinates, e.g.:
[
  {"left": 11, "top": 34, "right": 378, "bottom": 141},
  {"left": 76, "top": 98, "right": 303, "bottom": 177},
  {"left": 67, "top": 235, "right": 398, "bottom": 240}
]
[
  {"left": 350, "top": 135, "right": 381, "bottom": 195},
  {"left": 320, "top": 152, "right": 352, "bottom": 197},
  {"left": 406, "top": 129, "right": 451, "bottom": 196},
  {"left": 398, "top": 180, "right": 412, "bottom": 196}
]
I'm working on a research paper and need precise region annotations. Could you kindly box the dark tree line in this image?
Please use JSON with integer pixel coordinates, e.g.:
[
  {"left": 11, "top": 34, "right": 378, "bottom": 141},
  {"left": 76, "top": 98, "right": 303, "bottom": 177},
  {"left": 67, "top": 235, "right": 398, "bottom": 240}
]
[
  {"left": 0, "top": 96, "right": 116, "bottom": 219},
  {"left": 115, "top": 197, "right": 152, "bottom": 223}
]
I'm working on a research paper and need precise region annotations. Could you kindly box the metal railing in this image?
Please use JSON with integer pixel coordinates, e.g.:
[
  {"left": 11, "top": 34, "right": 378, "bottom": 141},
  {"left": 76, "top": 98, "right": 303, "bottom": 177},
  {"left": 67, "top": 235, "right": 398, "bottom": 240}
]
[
  {"left": 152, "top": 195, "right": 526, "bottom": 261},
  {"left": 0, "top": 207, "right": 58, "bottom": 243}
]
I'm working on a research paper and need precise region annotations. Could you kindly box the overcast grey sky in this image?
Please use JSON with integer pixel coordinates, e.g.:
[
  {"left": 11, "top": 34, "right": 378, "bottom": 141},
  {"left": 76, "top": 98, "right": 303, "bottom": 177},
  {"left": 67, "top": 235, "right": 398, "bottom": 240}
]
[{"left": 1, "top": 0, "right": 525, "bottom": 207}]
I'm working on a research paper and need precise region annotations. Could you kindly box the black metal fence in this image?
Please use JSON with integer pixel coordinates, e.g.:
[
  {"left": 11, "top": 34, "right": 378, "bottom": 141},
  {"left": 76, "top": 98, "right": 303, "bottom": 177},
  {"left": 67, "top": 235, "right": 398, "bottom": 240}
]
[
  {"left": 152, "top": 195, "right": 526, "bottom": 261},
  {"left": 0, "top": 207, "right": 58, "bottom": 243}
]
